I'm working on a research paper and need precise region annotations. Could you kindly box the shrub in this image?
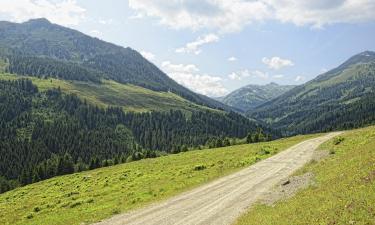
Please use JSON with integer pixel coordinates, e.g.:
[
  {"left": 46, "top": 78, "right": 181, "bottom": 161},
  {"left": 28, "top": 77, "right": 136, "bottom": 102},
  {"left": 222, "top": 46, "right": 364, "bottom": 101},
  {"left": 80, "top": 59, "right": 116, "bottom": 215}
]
[
  {"left": 258, "top": 146, "right": 272, "bottom": 155},
  {"left": 194, "top": 165, "right": 206, "bottom": 171},
  {"left": 333, "top": 136, "right": 345, "bottom": 145},
  {"left": 70, "top": 201, "right": 82, "bottom": 208}
]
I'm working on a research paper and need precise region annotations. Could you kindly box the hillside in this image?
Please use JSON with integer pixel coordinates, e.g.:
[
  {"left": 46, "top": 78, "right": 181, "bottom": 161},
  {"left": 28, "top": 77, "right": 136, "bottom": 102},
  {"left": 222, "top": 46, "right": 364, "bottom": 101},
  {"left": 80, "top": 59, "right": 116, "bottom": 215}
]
[
  {"left": 219, "top": 83, "right": 295, "bottom": 111},
  {"left": 248, "top": 51, "right": 375, "bottom": 135},
  {"left": 236, "top": 125, "right": 375, "bottom": 225},
  {"left": 0, "top": 78, "right": 270, "bottom": 194},
  {"left": 0, "top": 18, "right": 229, "bottom": 111},
  {"left": 0, "top": 73, "right": 215, "bottom": 113},
  {"left": 0, "top": 134, "right": 317, "bottom": 225}
]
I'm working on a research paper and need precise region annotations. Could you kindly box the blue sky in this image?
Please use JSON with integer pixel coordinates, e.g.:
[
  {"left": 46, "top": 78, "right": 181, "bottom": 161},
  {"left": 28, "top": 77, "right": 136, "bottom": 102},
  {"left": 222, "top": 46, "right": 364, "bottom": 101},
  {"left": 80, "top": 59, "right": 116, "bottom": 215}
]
[{"left": 1, "top": 0, "right": 375, "bottom": 97}]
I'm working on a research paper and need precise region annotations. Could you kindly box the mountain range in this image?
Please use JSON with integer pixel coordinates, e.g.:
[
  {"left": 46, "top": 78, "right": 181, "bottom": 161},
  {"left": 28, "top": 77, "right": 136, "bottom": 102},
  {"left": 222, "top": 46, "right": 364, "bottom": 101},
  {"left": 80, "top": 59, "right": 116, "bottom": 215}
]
[
  {"left": 0, "top": 18, "right": 375, "bottom": 196},
  {"left": 217, "top": 82, "right": 295, "bottom": 111},
  {"left": 0, "top": 19, "right": 272, "bottom": 193}
]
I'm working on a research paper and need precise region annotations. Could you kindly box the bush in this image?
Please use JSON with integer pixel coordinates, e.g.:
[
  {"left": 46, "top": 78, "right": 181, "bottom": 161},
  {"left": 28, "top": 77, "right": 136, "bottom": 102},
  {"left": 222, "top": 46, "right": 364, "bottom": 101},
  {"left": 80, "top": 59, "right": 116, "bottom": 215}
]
[
  {"left": 194, "top": 165, "right": 207, "bottom": 171},
  {"left": 333, "top": 136, "right": 345, "bottom": 145},
  {"left": 258, "top": 146, "right": 274, "bottom": 155}
]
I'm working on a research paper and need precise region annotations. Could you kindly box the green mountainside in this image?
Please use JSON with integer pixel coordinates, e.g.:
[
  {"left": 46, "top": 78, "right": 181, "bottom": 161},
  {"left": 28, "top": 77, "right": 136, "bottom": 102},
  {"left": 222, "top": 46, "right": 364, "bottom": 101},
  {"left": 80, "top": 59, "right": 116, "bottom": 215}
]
[
  {"left": 0, "top": 18, "right": 229, "bottom": 111},
  {"left": 248, "top": 51, "right": 375, "bottom": 135},
  {"left": 0, "top": 73, "right": 216, "bottom": 113},
  {"left": 0, "top": 78, "right": 269, "bottom": 194},
  {"left": 0, "top": 19, "right": 274, "bottom": 194},
  {"left": 218, "top": 82, "right": 295, "bottom": 111}
]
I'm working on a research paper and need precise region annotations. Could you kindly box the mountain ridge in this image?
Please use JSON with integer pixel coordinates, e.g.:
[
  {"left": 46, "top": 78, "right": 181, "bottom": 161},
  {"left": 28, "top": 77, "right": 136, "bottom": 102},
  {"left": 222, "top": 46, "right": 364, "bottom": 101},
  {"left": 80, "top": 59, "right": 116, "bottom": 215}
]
[
  {"left": 218, "top": 82, "right": 295, "bottom": 111},
  {"left": 248, "top": 50, "right": 375, "bottom": 135},
  {"left": 0, "top": 18, "right": 231, "bottom": 111}
]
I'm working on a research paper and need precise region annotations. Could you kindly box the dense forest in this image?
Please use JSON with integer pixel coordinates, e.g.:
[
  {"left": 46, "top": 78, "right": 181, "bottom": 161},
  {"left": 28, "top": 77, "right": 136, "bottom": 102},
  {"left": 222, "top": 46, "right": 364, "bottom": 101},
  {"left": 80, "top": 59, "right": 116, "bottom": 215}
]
[{"left": 0, "top": 79, "right": 269, "bottom": 193}]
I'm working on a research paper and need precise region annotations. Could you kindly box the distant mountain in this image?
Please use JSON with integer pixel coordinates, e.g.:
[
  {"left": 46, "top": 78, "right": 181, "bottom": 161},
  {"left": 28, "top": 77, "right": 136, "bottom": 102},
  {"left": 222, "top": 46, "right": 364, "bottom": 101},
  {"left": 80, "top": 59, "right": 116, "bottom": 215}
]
[
  {"left": 0, "top": 18, "right": 230, "bottom": 111},
  {"left": 249, "top": 51, "right": 375, "bottom": 135},
  {"left": 218, "top": 83, "right": 295, "bottom": 111}
]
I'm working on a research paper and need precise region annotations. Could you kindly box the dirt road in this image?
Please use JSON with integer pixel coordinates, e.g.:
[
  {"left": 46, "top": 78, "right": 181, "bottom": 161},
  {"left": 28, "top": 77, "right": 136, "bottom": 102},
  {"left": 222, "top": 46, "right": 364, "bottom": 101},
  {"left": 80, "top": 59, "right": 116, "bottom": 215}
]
[{"left": 94, "top": 132, "right": 341, "bottom": 225}]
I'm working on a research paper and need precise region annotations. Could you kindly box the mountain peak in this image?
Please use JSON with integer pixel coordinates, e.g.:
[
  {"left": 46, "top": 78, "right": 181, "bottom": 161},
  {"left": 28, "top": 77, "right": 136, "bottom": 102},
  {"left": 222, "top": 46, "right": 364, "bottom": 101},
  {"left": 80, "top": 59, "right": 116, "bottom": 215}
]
[
  {"left": 341, "top": 50, "right": 375, "bottom": 68},
  {"left": 24, "top": 18, "right": 52, "bottom": 27},
  {"left": 358, "top": 50, "right": 375, "bottom": 57}
]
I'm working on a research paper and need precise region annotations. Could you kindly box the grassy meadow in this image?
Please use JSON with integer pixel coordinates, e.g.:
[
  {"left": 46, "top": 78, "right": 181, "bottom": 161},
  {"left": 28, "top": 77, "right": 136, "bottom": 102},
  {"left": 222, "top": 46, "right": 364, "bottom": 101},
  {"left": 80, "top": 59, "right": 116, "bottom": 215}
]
[
  {"left": 0, "top": 73, "right": 214, "bottom": 112},
  {"left": 0, "top": 134, "right": 319, "bottom": 225},
  {"left": 235, "top": 125, "right": 375, "bottom": 225}
]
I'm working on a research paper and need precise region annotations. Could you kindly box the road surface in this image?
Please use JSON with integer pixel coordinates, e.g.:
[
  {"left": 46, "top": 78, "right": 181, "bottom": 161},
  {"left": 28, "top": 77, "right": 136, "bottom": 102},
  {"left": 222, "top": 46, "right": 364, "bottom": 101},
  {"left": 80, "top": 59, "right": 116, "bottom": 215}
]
[{"left": 94, "top": 132, "right": 341, "bottom": 225}]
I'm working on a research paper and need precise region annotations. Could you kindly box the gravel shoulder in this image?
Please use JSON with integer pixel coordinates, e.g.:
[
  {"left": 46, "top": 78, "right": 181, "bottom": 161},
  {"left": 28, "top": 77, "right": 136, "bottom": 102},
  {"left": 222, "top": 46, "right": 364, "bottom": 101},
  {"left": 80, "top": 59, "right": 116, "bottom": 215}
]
[{"left": 94, "top": 132, "right": 342, "bottom": 225}]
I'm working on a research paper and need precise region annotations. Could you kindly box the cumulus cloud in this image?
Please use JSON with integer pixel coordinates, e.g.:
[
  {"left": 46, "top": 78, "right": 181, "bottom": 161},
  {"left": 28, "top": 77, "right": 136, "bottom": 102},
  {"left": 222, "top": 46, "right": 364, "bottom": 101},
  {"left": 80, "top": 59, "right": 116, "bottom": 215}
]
[
  {"left": 140, "top": 50, "right": 155, "bottom": 61},
  {"left": 161, "top": 61, "right": 228, "bottom": 97},
  {"left": 0, "top": 0, "right": 86, "bottom": 26},
  {"left": 176, "top": 34, "right": 219, "bottom": 55},
  {"left": 98, "top": 18, "right": 113, "bottom": 25},
  {"left": 129, "top": 0, "right": 375, "bottom": 32},
  {"left": 295, "top": 75, "right": 305, "bottom": 82},
  {"left": 228, "top": 56, "right": 237, "bottom": 62},
  {"left": 228, "top": 69, "right": 269, "bottom": 80},
  {"left": 128, "top": 0, "right": 270, "bottom": 33},
  {"left": 262, "top": 57, "right": 294, "bottom": 70},
  {"left": 272, "top": 74, "right": 284, "bottom": 79}
]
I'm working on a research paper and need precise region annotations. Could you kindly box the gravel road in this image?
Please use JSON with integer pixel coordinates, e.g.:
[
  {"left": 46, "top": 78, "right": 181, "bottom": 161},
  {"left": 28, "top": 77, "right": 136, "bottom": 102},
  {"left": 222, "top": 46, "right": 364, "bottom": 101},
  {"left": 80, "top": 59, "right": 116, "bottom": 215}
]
[{"left": 94, "top": 132, "right": 341, "bottom": 225}]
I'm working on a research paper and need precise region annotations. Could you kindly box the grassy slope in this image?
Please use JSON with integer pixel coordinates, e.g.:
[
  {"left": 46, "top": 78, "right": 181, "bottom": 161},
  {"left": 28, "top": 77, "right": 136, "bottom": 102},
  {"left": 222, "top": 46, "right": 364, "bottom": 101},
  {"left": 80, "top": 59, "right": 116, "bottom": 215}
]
[
  {"left": 235, "top": 126, "right": 375, "bottom": 225},
  {"left": 0, "top": 134, "right": 320, "bottom": 225},
  {"left": 0, "top": 73, "right": 215, "bottom": 113}
]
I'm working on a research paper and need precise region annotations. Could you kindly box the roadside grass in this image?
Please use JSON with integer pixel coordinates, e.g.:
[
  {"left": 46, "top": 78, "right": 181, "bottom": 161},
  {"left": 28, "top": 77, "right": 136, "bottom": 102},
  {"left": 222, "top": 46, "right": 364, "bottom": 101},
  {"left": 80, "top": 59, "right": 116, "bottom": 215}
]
[
  {"left": 0, "top": 73, "right": 214, "bottom": 113},
  {"left": 0, "top": 134, "right": 320, "bottom": 225},
  {"left": 235, "top": 126, "right": 375, "bottom": 225}
]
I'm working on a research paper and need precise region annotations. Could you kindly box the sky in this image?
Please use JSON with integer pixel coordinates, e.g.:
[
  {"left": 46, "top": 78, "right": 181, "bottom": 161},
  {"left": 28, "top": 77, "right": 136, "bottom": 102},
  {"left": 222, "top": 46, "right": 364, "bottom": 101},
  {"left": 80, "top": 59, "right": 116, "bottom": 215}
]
[{"left": 0, "top": 0, "right": 375, "bottom": 97}]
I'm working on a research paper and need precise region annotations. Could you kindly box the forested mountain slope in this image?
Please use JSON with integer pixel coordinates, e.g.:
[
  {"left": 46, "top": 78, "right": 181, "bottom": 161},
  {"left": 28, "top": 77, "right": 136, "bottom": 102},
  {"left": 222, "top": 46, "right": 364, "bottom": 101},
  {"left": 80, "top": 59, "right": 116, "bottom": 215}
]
[
  {"left": 248, "top": 51, "right": 375, "bottom": 135},
  {"left": 219, "top": 83, "right": 295, "bottom": 111},
  {"left": 0, "top": 18, "right": 229, "bottom": 111},
  {"left": 0, "top": 78, "right": 270, "bottom": 193},
  {"left": 0, "top": 18, "right": 275, "bottom": 194}
]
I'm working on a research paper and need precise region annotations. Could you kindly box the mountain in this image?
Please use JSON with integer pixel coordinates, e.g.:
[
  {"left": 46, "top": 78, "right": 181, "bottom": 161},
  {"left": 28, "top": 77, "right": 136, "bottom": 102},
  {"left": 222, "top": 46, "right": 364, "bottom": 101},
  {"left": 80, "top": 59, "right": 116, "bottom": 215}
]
[
  {"left": 0, "top": 19, "right": 275, "bottom": 193},
  {"left": 248, "top": 51, "right": 375, "bottom": 135},
  {"left": 0, "top": 18, "right": 230, "bottom": 111},
  {"left": 219, "top": 83, "right": 295, "bottom": 111}
]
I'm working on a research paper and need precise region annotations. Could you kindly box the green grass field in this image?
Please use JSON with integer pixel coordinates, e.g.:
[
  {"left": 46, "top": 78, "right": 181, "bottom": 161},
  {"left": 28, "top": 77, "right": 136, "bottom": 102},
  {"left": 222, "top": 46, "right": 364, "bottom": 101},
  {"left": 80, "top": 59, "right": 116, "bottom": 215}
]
[
  {"left": 0, "top": 73, "right": 215, "bottom": 113},
  {"left": 235, "top": 126, "right": 375, "bottom": 225},
  {"left": 0, "top": 134, "right": 319, "bottom": 225}
]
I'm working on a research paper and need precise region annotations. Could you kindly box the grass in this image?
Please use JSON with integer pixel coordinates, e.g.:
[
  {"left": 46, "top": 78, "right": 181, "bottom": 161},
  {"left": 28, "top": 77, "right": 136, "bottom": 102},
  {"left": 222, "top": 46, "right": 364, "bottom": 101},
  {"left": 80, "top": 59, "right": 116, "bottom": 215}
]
[
  {"left": 0, "top": 134, "right": 320, "bottom": 225},
  {"left": 0, "top": 73, "right": 216, "bottom": 113},
  {"left": 235, "top": 125, "right": 375, "bottom": 225}
]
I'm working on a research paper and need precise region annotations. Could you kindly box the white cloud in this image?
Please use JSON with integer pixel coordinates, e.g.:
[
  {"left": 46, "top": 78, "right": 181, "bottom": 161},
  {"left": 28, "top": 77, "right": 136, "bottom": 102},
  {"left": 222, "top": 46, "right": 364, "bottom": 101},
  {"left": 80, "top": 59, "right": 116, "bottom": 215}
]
[
  {"left": 140, "top": 51, "right": 155, "bottom": 61},
  {"left": 228, "top": 56, "right": 237, "bottom": 62},
  {"left": 128, "top": 0, "right": 270, "bottom": 33},
  {"left": 90, "top": 29, "right": 102, "bottom": 37},
  {"left": 273, "top": 74, "right": 284, "bottom": 79},
  {"left": 320, "top": 68, "right": 328, "bottom": 73},
  {"left": 295, "top": 75, "right": 305, "bottom": 82},
  {"left": 161, "top": 61, "right": 228, "bottom": 97},
  {"left": 129, "top": 0, "right": 375, "bottom": 32},
  {"left": 176, "top": 34, "right": 219, "bottom": 55},
  {"left": 262, "top": 57, "right": 294, "bottom": 70},
  {"left": 228, "top": 69, "right": 269, "bottom": 80},
  {"left": 0, "top": 0, "right": 86, "bottom": 26},
  {"left": 98, "top": 19, "right": 113, "bottom": 25}
]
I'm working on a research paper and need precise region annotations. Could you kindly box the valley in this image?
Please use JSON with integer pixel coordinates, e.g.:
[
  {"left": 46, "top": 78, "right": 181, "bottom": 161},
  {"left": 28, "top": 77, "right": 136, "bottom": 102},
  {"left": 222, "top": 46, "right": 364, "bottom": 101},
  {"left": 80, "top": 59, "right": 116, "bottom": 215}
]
[{"left": 0, "top": 11, "right": 374, "bottom": 225}]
